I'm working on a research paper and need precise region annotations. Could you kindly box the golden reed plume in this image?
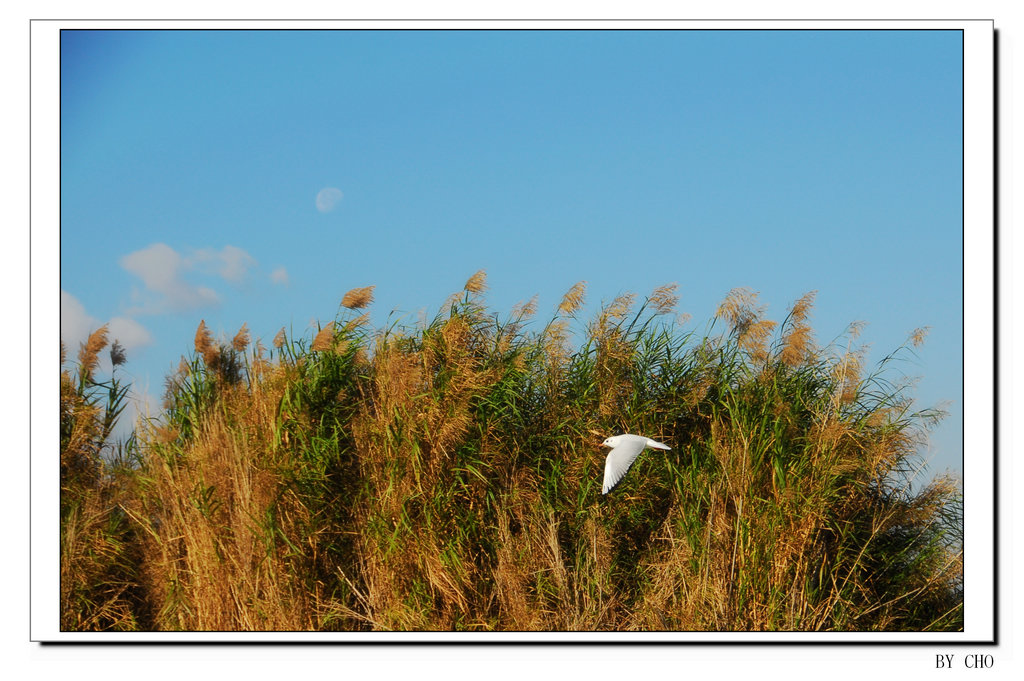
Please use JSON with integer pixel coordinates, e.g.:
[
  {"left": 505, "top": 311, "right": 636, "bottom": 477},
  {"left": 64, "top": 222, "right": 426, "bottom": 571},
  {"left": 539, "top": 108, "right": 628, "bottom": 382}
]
[
  {"left": 649, "top": 283, "right": 679, "bottom": 315},
  {"left": 194, "top": 320, "right": 220, "bottom": 367},
  {"left": 312, "top": 322, "right": 336, "bottom": 352},
  {"left": 342, "top": 286, "right": 376, "bottom": 310},
  {"left": 558, "top": 281, "right": 586, "bottom": 315},
  {"left": 78, "top": 324, "right": 109, "bottom": 382},
  {"left": 779, "top": 291, "right": 816, "bottom": 368},
  {"left": 464, "top": 270, "right": 487, "bottom": 294},
  {"left": 232, "top": 323, "right": 250, "bottom": 352}
]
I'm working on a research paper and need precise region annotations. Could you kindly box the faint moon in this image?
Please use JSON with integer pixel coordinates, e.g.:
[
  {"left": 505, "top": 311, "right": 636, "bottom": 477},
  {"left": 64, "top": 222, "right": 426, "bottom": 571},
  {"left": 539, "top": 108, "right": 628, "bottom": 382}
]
[{"left": 316, "top": 187, "right": 344, "bottom": 213}]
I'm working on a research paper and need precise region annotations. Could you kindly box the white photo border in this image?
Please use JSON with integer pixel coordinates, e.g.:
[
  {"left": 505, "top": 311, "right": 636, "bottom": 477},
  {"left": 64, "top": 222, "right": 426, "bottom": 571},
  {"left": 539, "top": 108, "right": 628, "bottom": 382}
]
[{"left": 33, "top": 18, "right": 995, "bottom": 643}]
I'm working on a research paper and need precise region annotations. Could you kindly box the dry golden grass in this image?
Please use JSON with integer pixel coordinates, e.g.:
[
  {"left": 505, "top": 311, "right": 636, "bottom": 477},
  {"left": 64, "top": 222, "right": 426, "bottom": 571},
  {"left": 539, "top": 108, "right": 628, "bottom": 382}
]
[
  {"left": 489, "top": 480, "right": 619, "bottom": 630},
  {"left": 512, "top": 295, "right": 539, "bottom": 320},
  {"left": 589, "top": 294, "right": 641, "bottom": 420},
  {"left": 339, "top": 310, "right": 530, "bottom": 629},
  {"left": 194, "top": 320, "right": 220, "bottom": 368},
  {"left": 558, "top": 281, "right": 587, "bottom": 315},
  {"left": 543, "top": 319, "right": 571, "bottom": 370},
  {"left": 833, "top": 346, "right": 866, "bottom": 406},
  {"left": 779, "top": 291, "right": 816, "bottom": 368},
  {"left": 717, "top": 288, "right": 777, "bottom": 361},
  {"left": 231, "top": 323, "right": 250, "bottom": 352},
  {"left": 342, "top": 285, "right": 376, "bottom": 309},
  {"left": 61, "top": 364, "right": 103, "bottom": 488},
  {"left": 311, "top": 321, "right": 336, "bottom": 352},
  {"left": 60, "top": 493, "right": 141, "bottom": 631},
  {"left": 128, "top": 366, "right": 322, "bottom": 631},
  {"left": 62, "top": 287, "right": 961, "bottom": 633},
  {"left": 596, "top": 292, "right": 636, "bottom": 331},
  {"left": 911, "top": 326, "right": 930, "bottom": 348},
  {"left": 649, "top": 283, "right": 679, "bottom": 315},
  {"left": 61, "top": 332, "right": 143, "bottom": 631},
  {"left": 77, "top": 324, "right": 109, "bottom": 383},
  {"left": 345, "top": 311, "right": 371, "bottom": 331},
  {"left": 464, "top": 269, "right": 487, "bottom": 294}
]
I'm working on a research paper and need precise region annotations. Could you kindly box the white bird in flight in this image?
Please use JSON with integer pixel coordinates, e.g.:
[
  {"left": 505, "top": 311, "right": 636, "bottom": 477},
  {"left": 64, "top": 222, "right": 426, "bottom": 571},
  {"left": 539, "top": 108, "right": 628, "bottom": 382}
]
[{"left": 600, "top": 433, "right": 671, "bottom": 495}]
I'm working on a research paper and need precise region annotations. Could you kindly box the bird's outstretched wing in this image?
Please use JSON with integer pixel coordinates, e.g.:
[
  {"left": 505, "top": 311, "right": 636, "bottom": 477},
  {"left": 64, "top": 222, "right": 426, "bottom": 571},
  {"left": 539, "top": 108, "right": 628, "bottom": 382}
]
[{"left": 602, "top": 437, "right": 648, "bottom": 494}]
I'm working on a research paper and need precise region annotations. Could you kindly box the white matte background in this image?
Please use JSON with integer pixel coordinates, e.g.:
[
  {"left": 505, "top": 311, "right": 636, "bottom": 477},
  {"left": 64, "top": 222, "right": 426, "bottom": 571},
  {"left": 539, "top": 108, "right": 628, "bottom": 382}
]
[{"left": 5, "top": 1, "right": 1017, "bottom": 679}]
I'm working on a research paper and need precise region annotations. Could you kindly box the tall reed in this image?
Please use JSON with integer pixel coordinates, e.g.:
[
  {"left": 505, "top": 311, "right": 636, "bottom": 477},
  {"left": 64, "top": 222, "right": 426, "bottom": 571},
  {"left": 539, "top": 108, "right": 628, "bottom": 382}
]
[{"left": 60, "top": 277, "right": 963, "bottom": 632}]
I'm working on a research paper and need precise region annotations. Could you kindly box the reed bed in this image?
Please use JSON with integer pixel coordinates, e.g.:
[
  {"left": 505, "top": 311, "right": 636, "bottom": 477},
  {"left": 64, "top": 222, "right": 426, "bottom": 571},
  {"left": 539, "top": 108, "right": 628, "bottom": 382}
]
[{"left": 59, "top": 276, "right": 963, "bottom": 631}]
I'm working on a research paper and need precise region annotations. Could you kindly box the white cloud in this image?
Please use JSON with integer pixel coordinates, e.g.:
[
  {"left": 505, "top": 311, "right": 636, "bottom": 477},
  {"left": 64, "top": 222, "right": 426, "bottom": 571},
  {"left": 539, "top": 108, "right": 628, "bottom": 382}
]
[
  {"left": 120, "top": 243, "right": 221, "bottom": 312},
  {"left": 60, "top": 289, "right": 98, "bottom": 354},
  {"left": 217, "top": 245, "right": 257, "bottom": 283},
  {"left": 120, "top": 242, "right": 269, "bottom": 313},
  {"left": 316, "top": 187, "right": 344, "bottom": 213},
  {"left": 61, "top": 290, "right": 153, "bottom": 371},
  {"left": 270, "top": 266, "right": 289, "bottom": 285},
  {"left": 189, "top": 245, "right": 257, "bottom": 284},
  {"left": 118, "top": 241, "right": 292, "bottom": 320},
  {"left": 108, "top": 316, "right": 154, "bottom": 351},
  {"left": 120, "top": 243, "right": 183, "bottom": 296}
]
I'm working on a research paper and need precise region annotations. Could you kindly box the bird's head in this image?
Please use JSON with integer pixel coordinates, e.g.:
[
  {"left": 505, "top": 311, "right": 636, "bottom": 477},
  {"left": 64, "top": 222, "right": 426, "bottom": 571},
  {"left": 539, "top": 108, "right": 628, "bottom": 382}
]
[{"left": 602, "top": 435, "right": 622, "bottom": 448}]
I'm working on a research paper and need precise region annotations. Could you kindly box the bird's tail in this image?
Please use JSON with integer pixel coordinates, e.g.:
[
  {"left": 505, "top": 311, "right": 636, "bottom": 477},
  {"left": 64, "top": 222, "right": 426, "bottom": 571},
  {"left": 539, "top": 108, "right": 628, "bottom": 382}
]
[{"left": 647, "top": 439, "right": 671, "bottom": 450}]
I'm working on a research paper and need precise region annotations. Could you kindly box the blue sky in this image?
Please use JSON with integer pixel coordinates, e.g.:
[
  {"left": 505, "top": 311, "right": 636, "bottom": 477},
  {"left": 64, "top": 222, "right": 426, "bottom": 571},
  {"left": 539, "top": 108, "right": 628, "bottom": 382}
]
[{"left": 59, "top": 29, "right": 963, "bottom": 480}]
